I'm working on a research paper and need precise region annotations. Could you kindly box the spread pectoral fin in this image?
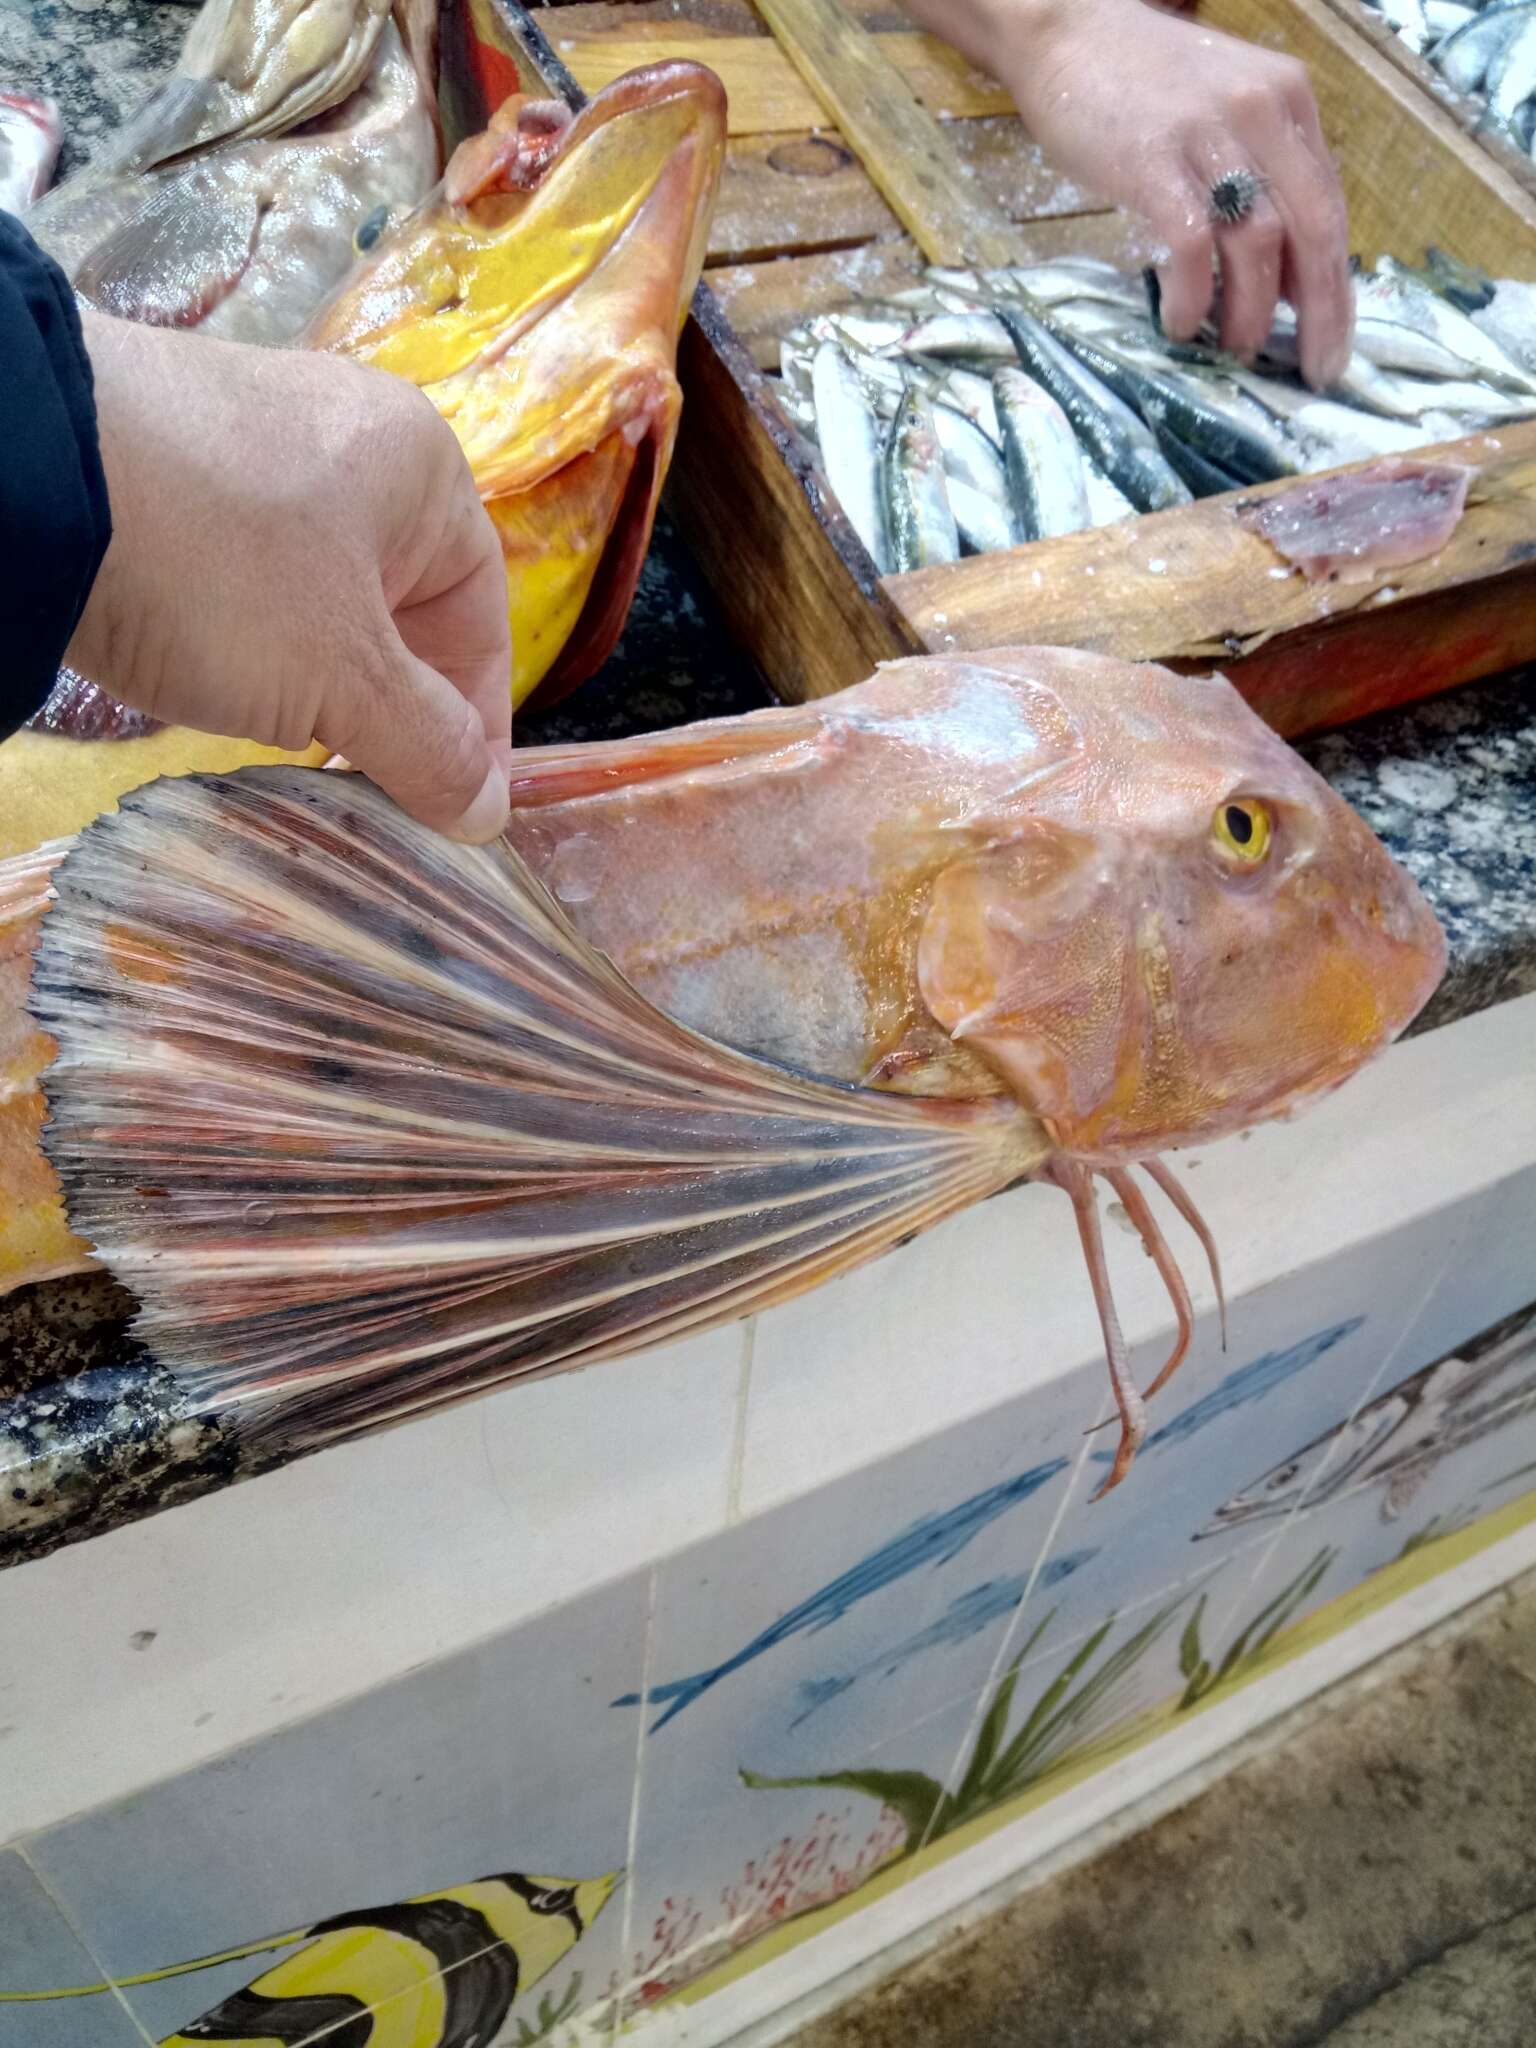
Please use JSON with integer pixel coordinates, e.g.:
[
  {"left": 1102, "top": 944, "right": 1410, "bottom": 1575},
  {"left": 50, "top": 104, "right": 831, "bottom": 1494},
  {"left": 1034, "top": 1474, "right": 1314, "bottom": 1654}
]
[{"left": 32, "top": 769, "right": 1039, "bottom": 1451}]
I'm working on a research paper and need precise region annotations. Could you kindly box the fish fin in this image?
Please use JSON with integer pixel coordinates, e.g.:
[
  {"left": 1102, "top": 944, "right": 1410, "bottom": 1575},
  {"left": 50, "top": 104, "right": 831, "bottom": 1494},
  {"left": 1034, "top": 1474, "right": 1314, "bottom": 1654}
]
[
  {"left": 96, "top": 76, "right": 231, "bottom": 176},
  {"left": 34, "top": 769, "right": 1036, "bottom": 1450},
  {"left": 508, "top": 702, "right": 839, "bottom": 807},
  {"left": 73, "top": 171, "right": 262, "bottom": 328}
]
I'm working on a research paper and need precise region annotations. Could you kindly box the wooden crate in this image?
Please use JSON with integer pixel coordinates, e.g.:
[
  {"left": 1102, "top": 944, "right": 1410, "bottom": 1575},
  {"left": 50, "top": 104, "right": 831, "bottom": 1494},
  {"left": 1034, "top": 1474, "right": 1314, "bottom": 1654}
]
[
  {"left": 1318, "top": 0, "right": 1536, "bottom": 207},
  {"left": 481, "top": 0, "right": 1536, "bottom": 737}
]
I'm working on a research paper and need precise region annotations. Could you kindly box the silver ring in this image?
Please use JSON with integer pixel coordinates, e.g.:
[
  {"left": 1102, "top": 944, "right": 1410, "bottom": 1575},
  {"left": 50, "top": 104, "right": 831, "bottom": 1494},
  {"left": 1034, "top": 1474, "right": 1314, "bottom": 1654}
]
[{"left": 1208, "top": 168, "right": 1268, "bottom": 225}]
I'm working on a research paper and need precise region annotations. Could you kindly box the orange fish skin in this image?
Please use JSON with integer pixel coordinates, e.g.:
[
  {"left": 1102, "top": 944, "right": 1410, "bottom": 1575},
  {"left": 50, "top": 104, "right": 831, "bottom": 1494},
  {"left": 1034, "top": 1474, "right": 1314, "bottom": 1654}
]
[{"left": 304, "top": 61, "right": 727, "bottom": 712}]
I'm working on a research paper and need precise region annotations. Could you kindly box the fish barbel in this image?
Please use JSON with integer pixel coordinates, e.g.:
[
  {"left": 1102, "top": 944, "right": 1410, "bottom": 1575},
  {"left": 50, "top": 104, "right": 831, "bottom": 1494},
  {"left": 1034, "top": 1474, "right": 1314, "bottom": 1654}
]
[
  {"left": 7, "top": 650, "right": 1444, "bottom": 1491},
  {"left": 302, "top": 61, "right": 726, "bottom": 709},
  {"left": 29, "top": 20, "right": 437, "bottom": 346}
]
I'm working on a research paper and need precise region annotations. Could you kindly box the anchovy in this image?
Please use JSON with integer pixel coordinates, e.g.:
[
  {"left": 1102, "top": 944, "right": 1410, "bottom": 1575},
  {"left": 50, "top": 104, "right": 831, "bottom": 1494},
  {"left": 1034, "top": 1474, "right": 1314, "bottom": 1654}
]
[
  {"left": 812, "top": 341, "right": 892, "bottom": 572},
  {"left": 993, "top": 366, "right": 1092, "bottom": 540}
]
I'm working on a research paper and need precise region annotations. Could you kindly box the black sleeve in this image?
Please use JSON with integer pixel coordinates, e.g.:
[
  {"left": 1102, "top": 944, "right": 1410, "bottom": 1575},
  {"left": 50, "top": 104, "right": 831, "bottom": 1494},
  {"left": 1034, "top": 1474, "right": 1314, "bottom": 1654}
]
[{"left": 0, "top": 210, "right": 112, "bottom": 740}]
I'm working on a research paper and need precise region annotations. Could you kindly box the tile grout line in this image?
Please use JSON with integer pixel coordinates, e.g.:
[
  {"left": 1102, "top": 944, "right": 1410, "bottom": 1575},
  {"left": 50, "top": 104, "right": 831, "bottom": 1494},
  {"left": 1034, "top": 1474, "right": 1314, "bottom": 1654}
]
[
  {"left": 914, "top": 1433, "right": 1096, "bottom": 1858},
  {"left": 609, "top": 1561, "right": 661, "bottom": 2044},
  {"left": 16, "top": 1842, "right": 158, "bottom": 2048},
  {"left": 726, "top": 1319, "right": 757, "bottom": 1528}
]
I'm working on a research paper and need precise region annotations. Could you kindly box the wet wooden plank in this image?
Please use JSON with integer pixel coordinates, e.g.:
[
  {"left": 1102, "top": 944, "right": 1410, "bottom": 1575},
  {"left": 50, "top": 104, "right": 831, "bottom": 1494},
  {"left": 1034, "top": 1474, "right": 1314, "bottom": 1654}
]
[
  {"left": 883, "top": 423, "right": 1536, "bottom": 735},
  {"left": 552, "top": 27, "right": 1012, "bottom": 133},
  {"left": 751, "top": 0, "right": 1029, "bottom": 265}
]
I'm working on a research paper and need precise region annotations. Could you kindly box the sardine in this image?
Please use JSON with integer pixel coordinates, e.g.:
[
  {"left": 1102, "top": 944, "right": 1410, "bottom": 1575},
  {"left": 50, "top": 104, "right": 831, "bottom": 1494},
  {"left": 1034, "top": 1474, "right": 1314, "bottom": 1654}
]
[
  {"left": 95, "top": 0, "right": 392, "bottom": 176},
  {"left": 1361, "top": 262, "right": 1536, "bottom": 392},
  {"left": 304, "top": 63, "right": 726, "bottom": 710},
  {"left": 30, "top": 21, "right": 437, "bottom": 345},
  {"left": 1488, "top": 12, "right": 1536, "bottom": 124},
  {"left": 1424, "top": 1, "right": 1477, "bottom": 36},
  {"left": 0, "top": 91, "right": 60, "bottom": 214},
  {"left": 1474, "top": 276, "right": 1536, "bottom": 372},
  {"left": 9, "top": 650, "right": 1447, "bottom": 1492},
  {"left": 883, "top": 389, "right": 960, "bottom": 571},
  {"left": 997, "top": 305, "right": 1192, "bottom": 514},
  {"left": 993, "top": 366, "right": 1091, "bottom": 540},
  {"left": 812, "top": 341, "right": 891, "bottom": 571},
  {"left": 1435, "top": 0, "right": 1536, "bottom": 93}
]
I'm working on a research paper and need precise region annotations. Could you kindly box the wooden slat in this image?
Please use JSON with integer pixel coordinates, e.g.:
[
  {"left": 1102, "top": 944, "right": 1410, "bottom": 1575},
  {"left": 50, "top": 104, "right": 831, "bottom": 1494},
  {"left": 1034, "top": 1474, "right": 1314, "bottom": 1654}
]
[
  {"left": 1315, "top": 0, "right": 1536, "bottom": 204},
  {"left": 883, "top": 423, "right": 1536, "bottom": 736},
  {"left": 708, "top": 118, "right": 1103, "bottom": 266},
  {"left": 709, "top": 212, "right": 1149, "bottom": 364},
  {"left": 1203, "top": 0, "right": 1536, "bottom": 278},
  {"left": 749, "top": 0, "right": 1028, "bottom": 266},
  {"left": 666, "top": 291, "right": 918, "bottom": 697},
  {"left": 553, "top": 28, "right": 1012, "bottom": 134}
]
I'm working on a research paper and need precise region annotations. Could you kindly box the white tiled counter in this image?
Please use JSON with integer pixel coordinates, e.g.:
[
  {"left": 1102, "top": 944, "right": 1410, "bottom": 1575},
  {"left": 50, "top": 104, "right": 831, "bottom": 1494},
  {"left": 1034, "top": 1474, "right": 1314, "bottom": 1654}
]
[{"left": 3, "top": 992, "right": 1534, "bottom": 2048}]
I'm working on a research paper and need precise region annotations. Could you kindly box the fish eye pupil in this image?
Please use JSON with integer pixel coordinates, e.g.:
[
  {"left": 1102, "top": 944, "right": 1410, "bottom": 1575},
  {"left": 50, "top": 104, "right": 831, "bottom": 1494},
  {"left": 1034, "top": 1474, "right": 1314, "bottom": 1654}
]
[{"left": 1225, "top": 804, "right": 1253, "bottom": 846}]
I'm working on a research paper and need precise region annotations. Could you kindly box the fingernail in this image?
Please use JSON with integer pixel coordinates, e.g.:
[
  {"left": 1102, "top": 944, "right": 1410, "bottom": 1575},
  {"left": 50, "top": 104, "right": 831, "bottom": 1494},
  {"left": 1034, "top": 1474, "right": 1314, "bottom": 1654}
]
[{"left": 447, "top": 760, "right": 511, "bottom": 844}]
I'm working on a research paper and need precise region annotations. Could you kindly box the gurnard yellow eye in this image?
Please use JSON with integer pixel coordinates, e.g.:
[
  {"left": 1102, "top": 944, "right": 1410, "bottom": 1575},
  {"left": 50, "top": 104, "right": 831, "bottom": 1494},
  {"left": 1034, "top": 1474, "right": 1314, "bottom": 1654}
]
[{"left": 1213, "top": 798, "right": 1272, "bottom": 864}]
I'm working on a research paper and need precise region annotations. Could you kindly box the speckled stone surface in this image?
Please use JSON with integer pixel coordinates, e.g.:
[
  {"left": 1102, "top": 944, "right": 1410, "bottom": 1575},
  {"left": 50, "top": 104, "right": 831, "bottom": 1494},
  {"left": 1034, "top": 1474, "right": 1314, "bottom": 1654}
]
[{"left": 2, "top": 0, "right": 1534, "bottom": 1571}]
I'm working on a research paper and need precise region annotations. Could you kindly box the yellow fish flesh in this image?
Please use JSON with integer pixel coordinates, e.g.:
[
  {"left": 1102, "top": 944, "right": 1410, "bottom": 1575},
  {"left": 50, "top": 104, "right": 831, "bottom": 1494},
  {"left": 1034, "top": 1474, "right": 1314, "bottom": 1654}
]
[{"left": 302, "top": 60, "right": 726, "bottom": 710}]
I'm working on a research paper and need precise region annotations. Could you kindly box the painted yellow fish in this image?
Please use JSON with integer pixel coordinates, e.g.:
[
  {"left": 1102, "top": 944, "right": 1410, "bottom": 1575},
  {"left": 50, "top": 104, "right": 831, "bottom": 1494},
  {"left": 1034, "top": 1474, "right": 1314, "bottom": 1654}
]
[
  {"left": 303, "top": 60, "right": 726, "bottom": 710},
  {"left": 0, "top": 1866, "right": 617, "bottom": 2047},
  {"left": 12, "top": 648, "right": 1445, "bottom": 1488}
]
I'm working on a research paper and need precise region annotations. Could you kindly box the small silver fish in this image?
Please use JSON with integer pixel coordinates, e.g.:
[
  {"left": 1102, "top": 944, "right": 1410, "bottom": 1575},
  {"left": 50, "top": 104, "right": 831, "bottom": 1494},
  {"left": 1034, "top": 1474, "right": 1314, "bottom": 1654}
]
[
  {"left": 994, "top": 366, "right": 1091, "bottom": 541},
  {"left": 0, "top": 91, "right": 61, "bottom": 213},
  {"left": 811, "top": 340, "right": 891, "bottom": 571},
  {"left": 883, "top": 388, "right": 960, "bottom": 571},
  {"left": 1197, "top": 1302, "right": 1536, "bottom": 1538}
]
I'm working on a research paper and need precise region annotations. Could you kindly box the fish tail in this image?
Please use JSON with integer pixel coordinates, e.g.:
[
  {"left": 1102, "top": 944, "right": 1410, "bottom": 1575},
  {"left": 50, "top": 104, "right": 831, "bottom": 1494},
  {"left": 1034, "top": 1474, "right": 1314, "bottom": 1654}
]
[{"left": 32, "top": 769, "right": 1039, "bottom": 1452}]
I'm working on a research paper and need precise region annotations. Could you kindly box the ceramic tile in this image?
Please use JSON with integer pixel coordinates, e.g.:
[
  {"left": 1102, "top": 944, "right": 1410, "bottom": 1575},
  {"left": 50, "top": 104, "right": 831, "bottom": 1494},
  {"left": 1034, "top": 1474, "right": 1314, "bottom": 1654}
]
[
  {"left": 0, "top": 1850, "right": 148, "bottom": 2048},
  {"left": 0, "top": 1321, "right": 742, "bottom": 1845},
  {"left": 616, "top": 1692, "right": 985, "bottom": 2025},
  {"left": 739, "top": 995, "right": 1536, "bottom": 1519},
  {"left": 28, "top": 1571, "right": 647, "bottom": 2047}
]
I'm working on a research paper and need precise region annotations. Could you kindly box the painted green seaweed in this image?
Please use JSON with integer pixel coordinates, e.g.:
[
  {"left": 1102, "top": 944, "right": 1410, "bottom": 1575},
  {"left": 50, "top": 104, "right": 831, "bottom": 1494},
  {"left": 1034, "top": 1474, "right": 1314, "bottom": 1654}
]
[
  {"left": 1175, "top": 1547, "right": 1336, "bottom": 1710},
  {"left": 741, "top": 1598, "right": 1184, "bottom": 1853},
  {"left": 508, "top": 1971, "right": 584, "bottom": 2046}
]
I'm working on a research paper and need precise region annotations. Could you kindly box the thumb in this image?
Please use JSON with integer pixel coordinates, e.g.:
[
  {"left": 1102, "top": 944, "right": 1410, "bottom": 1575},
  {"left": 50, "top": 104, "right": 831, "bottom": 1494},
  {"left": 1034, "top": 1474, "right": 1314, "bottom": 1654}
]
[{"left": 318, "top": 636, "right": 512, "bottom": 843}]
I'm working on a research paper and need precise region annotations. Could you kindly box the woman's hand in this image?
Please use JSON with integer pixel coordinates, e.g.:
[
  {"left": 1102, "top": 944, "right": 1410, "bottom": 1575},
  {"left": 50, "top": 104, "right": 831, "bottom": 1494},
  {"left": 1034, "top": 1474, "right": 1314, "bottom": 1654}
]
[
  {"left": 69, "top": 309, "right": 513, "bottom": 842},
  {"left": 905, "top": 0, "right": 1354, "bottom": 390}
]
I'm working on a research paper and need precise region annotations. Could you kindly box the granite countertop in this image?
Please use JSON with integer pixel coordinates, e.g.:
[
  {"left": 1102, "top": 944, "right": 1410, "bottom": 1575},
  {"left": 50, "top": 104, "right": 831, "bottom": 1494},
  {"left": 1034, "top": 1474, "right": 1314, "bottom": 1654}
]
[{"left": 1, "top": 1, "right": 1533, "bottom": 1572}]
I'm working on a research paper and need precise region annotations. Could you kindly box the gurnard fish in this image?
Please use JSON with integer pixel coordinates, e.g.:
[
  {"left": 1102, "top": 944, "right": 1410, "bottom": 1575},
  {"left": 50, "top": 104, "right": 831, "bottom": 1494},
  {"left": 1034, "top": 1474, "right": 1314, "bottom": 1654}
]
[
  {"left": 29, "top": 20, "right": 437, "bottom": 345},
  {"left": 0, "top": 92, "right": 61, "bottom": 214},
  {"left": 303, "top": 61, "right": 726, "bottom": 708},
  {"left": 7, "top": 649, "right": 1444, "bottom": 1491},
  {"left": 1197, "top": 1301, "right": 1536, "bottom": 1535}
]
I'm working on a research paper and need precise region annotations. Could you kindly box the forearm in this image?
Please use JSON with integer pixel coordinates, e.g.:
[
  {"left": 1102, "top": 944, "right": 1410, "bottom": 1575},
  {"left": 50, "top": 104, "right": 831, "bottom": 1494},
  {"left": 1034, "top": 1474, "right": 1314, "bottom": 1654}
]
[
  {"left": 0, "top": 214, "right": 111, "bottom": 739},
  {"left": 901, "top": 0, "right": 1080, "bottom": 76}
]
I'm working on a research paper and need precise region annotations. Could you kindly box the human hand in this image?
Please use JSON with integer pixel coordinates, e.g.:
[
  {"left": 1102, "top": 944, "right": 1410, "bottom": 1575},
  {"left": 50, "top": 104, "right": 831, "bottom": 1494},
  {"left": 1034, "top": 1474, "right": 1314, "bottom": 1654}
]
[
  {"left": 905, "top": 0, "right": 1354, "bottom": 390},
  {"left": 69, "top": 309, "right": 513, "bottom": 841}
]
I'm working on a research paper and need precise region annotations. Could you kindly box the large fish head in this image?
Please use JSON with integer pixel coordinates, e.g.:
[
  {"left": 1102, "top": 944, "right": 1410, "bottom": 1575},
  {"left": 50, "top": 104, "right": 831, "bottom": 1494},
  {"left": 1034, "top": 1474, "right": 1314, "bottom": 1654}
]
[
  {"left": 918, "top": 654, "right": 1446, "bottom": 1161},
  {"left": 303, "top": 61, "right": 726, "bottom": 709}
]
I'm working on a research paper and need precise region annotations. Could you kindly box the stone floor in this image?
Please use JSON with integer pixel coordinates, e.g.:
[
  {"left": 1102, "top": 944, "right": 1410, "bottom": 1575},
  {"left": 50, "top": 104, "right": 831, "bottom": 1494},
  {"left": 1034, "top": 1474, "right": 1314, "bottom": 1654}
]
[{"left": 792, "top": 1571, "right": 1536, "bottom": 2048}]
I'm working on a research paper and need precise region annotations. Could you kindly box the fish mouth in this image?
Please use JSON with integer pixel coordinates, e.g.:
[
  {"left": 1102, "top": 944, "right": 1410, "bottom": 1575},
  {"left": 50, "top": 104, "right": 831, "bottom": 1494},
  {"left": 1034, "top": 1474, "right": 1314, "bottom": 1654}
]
[{"left": 306, "top": 60, "right": 725, "bottom": 706}]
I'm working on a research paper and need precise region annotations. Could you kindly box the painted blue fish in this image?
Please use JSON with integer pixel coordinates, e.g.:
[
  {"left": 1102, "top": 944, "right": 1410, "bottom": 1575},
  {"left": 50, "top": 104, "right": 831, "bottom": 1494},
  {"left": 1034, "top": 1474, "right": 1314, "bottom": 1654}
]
[
  {"left": 787, "top": 1546, "right": 1099, "bottom": 1728},
  {"left": 1088, "top": 1320, "right": 1365, "bottom": 1467},
  {"left": 614, "top": 1460, "right": 1067, "bottom": 1731}
]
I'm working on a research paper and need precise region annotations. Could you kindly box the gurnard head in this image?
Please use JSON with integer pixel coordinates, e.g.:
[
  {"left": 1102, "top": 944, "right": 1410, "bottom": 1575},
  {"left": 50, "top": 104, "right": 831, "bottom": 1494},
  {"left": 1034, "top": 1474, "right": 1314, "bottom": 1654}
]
[
  {"left": 914, "top": 650, "right": 1445, "bottom": 1491},
  {"left": 304, "top": 62, "right": 725, "bottom": 709}
]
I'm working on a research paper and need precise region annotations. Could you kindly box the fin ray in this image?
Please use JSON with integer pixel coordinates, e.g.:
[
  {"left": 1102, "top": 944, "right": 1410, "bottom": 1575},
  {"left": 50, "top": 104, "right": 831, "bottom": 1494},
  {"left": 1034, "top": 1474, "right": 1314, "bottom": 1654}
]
[{"left": 34, "top": 770, "right": 1040, "bottom": 1448}]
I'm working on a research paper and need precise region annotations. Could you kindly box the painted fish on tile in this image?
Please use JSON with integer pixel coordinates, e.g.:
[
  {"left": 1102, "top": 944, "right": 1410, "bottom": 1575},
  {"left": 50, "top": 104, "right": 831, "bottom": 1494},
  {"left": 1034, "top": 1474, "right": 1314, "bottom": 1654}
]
[
  {"left": 0, "top": 1867, "right": 617, "bottom": 2046},
  {"left": 10, "top": 649, "right": 1445, "bottom": 1497},
  {"left": 1196, "top": 1299, "right": 1536, "bottom": 1537},
  {"left": 790, "top": 1550, "right": 1098, "bottom": 1728},
  {"left": 614, "top": 1461, "right": 1068, "bottom": 1731}
]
